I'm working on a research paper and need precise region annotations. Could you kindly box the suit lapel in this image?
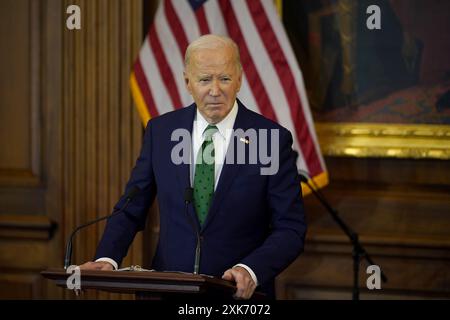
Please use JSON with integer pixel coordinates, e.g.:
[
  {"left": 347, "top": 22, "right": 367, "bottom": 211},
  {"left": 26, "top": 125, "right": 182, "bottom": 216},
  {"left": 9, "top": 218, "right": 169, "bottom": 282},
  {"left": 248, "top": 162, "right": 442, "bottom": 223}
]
[
  {"left": 172, "top": 104, "right": 200, "bottom": 228},
  {"left": 201, "top": 101, "right": 254, "bottom": 232}
]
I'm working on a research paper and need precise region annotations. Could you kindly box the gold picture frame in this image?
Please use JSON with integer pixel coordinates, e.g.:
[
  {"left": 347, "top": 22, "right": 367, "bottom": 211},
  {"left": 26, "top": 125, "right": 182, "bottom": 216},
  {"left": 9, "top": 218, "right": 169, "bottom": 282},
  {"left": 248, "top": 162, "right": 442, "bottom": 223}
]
[
  {"left": 316, "top": 123, "right": 450, "bottom": 160},
  {"left": 276, "top": 0, "right": 450, "bottom": 160}
]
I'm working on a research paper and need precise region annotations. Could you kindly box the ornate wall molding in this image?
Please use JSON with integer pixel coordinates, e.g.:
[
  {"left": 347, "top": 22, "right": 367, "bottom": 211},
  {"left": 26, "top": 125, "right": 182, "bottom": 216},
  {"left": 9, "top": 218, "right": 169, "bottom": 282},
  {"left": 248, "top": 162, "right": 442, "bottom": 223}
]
[{"left": 316, "top": 123, "right": 450, "bottom": 159}]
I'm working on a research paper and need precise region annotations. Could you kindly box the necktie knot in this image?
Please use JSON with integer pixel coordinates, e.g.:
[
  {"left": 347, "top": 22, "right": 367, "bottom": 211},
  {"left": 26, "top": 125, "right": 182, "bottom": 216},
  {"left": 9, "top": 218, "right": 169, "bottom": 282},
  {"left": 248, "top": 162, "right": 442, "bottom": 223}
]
[{"left": 203, "top": 125, "right": 218, "bottom": 142}]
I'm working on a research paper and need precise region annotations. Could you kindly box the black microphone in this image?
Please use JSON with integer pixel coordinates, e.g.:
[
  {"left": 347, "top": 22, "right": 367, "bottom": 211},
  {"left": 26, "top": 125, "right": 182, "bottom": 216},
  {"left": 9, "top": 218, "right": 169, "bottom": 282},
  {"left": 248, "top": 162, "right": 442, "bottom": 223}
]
[
  {"left": 298, "top": 171, "right": 354, "bottom": 236},
  {"left": 184, "top": 187, "right": 201, "bottom": 275},
  {"left": 63, "top": 186, "right": 141, "bottom": 269},
  {"left": 298, "top": 171, "right": 387, "bottom": 300}
]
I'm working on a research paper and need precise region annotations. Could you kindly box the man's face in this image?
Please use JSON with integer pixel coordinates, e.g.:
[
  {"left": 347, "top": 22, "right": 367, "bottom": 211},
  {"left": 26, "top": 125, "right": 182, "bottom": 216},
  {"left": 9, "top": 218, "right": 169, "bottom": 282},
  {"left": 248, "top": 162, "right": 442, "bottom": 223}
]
[{"left": 184, "top": 47, "right": 242, "bottom": 124}]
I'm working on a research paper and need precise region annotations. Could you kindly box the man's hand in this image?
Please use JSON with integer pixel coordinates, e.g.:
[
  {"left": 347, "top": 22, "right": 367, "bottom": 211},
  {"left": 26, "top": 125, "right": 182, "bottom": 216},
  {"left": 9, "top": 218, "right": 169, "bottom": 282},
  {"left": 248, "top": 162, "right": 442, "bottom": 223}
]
[
  {"left": 222, "top": 266, "right": 256, "bottom": 299},
  {"left": 78, "top": 261, "right": 114, "bottom": 271}
]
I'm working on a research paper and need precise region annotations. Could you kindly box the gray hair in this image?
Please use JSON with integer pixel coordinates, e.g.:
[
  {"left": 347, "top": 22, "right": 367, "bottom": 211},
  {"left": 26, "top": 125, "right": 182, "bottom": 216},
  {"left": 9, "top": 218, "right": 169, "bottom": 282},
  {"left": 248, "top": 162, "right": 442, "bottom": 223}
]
[{"left": 184, "top": 34, "right": 242, "bottom": 72}]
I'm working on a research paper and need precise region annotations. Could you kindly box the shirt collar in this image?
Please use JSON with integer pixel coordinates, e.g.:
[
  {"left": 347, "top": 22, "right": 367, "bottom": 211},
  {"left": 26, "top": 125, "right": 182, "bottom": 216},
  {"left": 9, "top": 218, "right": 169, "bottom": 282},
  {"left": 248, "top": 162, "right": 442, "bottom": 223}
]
[{"left": 195, "top": 100, "right": 238, "bottom": 139}]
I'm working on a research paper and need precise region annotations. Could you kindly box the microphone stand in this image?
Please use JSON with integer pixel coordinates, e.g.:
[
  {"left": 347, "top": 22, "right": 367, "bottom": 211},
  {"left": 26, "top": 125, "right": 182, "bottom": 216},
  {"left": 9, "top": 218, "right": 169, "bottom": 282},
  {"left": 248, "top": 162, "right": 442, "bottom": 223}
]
[
  {"left": 64, "top": 186, "right": 140, "bottom": 269},
  {"left": 184, "top": 187, "right": 201, "bottom": 275},
  {"left": 299, "top": 174, "right": 387, "bottom": 300}
]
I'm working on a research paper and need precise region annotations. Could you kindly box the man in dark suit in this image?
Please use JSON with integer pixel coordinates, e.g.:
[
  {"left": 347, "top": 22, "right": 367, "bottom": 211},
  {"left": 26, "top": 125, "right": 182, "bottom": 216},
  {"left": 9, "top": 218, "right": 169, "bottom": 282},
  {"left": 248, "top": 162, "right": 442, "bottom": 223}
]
[{"left": 80, "top": 34, "right": 306, "bottom": 299}]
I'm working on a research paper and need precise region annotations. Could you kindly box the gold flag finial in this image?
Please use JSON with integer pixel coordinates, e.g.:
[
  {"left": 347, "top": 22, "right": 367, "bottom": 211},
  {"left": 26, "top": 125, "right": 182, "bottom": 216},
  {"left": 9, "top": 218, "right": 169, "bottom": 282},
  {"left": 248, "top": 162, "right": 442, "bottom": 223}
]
[{"left": 274, "top": 0, "right": 282, "bottom": 18}]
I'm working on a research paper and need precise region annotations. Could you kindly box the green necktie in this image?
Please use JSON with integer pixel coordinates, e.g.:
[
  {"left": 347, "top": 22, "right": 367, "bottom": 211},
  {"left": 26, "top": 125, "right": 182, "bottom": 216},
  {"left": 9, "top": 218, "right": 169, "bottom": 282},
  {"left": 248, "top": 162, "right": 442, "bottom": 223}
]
[{"left": 193, "top": 125, "right": 218, "bottom": 226}]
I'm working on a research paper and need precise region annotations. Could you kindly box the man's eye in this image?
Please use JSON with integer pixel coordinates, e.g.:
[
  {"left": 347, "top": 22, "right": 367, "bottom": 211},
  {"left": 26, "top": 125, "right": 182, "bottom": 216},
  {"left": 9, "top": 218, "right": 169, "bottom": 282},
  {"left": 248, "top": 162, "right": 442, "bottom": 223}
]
[
  {"left": 221, "top": 77, "right": 231, "bottom": 82},
  {"left": 199, "top": 78, "right": 210, "bottom": 83}
]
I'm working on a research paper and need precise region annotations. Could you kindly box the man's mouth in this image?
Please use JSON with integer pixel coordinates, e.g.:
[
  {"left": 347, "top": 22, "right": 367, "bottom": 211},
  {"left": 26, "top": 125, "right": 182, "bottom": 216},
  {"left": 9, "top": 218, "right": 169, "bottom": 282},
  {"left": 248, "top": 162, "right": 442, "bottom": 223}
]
[{"left": 207, "top": 102, "right": 224, "bottom": 107}]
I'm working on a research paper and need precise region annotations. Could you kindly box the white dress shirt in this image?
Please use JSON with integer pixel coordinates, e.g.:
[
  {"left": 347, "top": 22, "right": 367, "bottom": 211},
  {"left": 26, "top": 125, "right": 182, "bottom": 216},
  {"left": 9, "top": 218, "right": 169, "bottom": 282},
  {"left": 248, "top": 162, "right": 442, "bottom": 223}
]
[
  {"left": 97, "top": 100, "right": 258, "bottom": 286},
  {"left": 191, "top": 100, "right": 238, "bottom": 188}
]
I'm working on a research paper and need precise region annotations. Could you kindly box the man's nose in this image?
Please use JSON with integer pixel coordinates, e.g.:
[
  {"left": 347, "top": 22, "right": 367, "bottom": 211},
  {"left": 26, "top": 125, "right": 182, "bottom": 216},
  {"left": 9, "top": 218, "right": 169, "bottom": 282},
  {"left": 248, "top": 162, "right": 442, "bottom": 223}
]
[{"left": 209, "top": 80, "right": 220, "bottom": 96}]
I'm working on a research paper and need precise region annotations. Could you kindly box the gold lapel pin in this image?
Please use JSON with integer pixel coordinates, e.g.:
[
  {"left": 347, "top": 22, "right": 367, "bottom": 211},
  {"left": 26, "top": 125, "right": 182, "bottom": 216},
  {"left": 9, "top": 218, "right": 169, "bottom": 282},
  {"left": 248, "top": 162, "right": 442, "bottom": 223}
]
[{"left": 240, "top": 137, "right": 250, "bottom": 144}]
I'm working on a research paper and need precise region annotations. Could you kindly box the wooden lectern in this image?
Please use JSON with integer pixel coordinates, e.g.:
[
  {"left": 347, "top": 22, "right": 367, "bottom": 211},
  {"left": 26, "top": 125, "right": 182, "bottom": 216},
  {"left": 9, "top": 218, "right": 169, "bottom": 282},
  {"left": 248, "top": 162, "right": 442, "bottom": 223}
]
[{"left": 41, "top": 268, "right": 266, "bottom": 300}]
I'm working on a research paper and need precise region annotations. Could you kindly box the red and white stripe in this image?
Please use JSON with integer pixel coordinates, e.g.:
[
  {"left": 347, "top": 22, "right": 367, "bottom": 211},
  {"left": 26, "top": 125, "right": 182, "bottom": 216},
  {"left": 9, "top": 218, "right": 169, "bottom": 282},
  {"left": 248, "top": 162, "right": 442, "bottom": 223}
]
[{"left": 132, "top": 0, "right": 327, "bottom": 179}]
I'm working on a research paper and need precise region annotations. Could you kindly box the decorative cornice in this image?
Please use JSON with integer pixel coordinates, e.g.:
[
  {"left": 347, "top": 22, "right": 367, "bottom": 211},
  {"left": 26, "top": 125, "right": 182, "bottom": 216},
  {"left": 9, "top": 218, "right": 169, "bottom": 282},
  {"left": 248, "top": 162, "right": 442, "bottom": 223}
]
[{"left": 0, "top": 214, "right": 56, "bottom": 240}]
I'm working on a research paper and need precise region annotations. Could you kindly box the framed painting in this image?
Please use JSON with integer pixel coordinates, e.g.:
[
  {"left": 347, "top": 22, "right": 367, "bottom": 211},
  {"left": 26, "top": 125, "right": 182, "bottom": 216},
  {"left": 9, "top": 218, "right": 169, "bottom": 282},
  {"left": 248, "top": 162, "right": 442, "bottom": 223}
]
[{"left": 281, "top": 0, "right": 450, "bottom": 159}]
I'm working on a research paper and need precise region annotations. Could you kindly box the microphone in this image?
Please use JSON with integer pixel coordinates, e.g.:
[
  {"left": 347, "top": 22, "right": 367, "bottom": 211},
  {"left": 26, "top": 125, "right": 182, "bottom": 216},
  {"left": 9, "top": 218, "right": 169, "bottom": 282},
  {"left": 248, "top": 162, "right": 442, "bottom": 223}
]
[
  {"left": 298, "top": 171, "right": 354, "bottom": 236},
  {"left": 63, "top": 186, "right": 141, "bottom": 269},
  {"left": 184, "top": 187, "right": 201, "bottom": 275},
  {"left": 298, "top": 171, "right": 387, "bottom": 300}
]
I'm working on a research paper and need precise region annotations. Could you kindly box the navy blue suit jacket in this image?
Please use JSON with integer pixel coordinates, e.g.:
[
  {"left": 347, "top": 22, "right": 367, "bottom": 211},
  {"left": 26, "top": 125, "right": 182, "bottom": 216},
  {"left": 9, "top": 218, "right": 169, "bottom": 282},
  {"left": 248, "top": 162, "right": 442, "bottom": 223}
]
[{"left": 95, "top": 100, "right": 307, "bottom": 297}]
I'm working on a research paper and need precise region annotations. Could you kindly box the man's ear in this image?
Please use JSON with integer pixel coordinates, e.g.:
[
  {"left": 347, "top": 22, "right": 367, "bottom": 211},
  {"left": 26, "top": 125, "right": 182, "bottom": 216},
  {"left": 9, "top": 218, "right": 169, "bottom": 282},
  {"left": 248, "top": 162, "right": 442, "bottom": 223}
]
[
  {"left": 237, "top": 71, "right": 243, "bottom": 92},
  {"left": 183, "top": 71, "right": 191, "bottom": 92}
]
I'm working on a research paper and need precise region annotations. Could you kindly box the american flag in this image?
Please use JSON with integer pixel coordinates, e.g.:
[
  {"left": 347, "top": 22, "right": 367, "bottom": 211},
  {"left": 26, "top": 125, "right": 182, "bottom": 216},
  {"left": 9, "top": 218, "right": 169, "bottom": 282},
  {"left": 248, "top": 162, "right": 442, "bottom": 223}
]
[{"left": 130, "top": 0, "right": 328, "bottom": 191}]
